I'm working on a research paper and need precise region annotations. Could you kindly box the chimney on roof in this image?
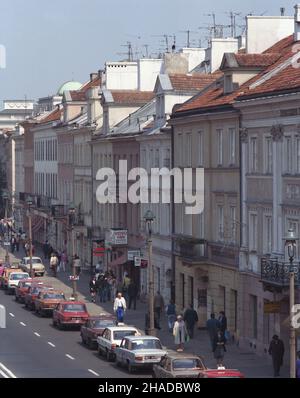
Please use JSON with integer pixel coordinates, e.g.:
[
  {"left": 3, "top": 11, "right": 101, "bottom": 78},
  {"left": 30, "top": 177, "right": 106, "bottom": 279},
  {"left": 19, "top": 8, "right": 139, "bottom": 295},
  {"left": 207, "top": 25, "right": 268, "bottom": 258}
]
[
  {"left": 90, "top": 72, "right": 98, "bottom": 81},
  {"left": 295, "top": 4, "right": 300, "bottom": 41}
]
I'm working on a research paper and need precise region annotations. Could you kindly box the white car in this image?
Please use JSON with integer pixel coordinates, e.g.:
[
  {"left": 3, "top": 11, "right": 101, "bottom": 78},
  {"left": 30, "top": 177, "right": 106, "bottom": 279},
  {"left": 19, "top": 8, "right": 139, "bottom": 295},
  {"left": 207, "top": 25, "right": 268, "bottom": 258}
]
[
  {"left": 20, "top": 257, "right": 45, "bottom": 276},
  {"left": 6, "top": 272, "right": 30, "bottom": 294},
  {"left": 97, "top": 326, "right": 139, "bottom": 361}
]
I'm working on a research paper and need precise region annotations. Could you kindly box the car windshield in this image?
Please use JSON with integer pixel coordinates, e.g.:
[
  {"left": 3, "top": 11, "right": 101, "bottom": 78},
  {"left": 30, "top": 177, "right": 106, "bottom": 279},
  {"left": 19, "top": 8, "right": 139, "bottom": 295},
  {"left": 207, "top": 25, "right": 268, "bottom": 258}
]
[
  {"left": 131, "top": 339, "right": 162, "bottom": 350},
  {"left": 91, "top": 319, "right": 115, "bottom": 328},
  {"left": 63, "top": 304, "right": 86, "bottom": 312},
  {"left": 11, "top": 273, "right": 29, "bottom": 280},
  {"left": 43, "top": 293, "right": 65, "bottom": 300},
  {"left": 113, "top": 330, "right": 137, "bottom": 340},
  {"left": 173, "top": 359, "right": 203, "bottom": 370},
  {"left": 26, "top": 258, "right": 42, "bottom": 264}
]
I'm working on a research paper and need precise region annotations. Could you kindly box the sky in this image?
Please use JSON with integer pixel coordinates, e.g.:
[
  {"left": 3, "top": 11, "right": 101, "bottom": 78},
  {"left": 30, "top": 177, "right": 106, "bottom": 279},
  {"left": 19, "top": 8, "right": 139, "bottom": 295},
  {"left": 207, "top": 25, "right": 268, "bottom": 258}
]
[{"left": 0, "top": 0, "right": 297, "bottom": 102}]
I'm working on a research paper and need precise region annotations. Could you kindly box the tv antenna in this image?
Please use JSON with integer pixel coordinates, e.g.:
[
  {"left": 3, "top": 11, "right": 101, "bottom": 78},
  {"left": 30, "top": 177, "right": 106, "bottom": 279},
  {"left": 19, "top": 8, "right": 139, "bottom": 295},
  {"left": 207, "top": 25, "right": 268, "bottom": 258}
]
[
  {"left": 117, "top": 41, "right": 134, "bottom": 61},
  {"left": 225, "top": 11, "right": 242, "bottom": 37},
  {"left": 179, "top": 29, "right": 198, "bottom": 48},
  {"left": 151, "top": 34, "right": 174, "bottom": 53}
]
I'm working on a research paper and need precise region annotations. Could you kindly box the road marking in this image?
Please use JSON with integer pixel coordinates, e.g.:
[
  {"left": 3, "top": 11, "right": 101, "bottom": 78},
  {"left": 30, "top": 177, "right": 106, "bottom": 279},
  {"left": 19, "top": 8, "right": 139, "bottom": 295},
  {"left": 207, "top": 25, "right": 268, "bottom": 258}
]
[
  {"left": 0, "top": 369, "right": 9, "bottom": 378},
  {"left": 20, "top": 322, "right": 26, "bottom": 327},
  {"left": 34, "top": 332, "right": 40, "bottom": 337},
  {"left": 65, "top": 354, "right": 75, "bottom": 360},
  {"left": 0, "top": 363, "right": 17, "bottom": 378},
  {"left": 9, "top": 313, "right": 15, "bottom": 317},
  {"left": 88, "top": 369, "right": 100, "bottom": 376},
  {"left": 47, "top": 342, "right": 55, "bottom": 347}
]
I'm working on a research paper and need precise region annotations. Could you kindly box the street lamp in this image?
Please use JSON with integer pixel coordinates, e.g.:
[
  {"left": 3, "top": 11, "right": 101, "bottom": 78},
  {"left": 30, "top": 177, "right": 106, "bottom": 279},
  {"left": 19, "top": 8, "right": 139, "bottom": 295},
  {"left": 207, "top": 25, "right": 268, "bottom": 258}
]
[
  {"left": 2, "top": 191, "right": 9, "bottom": 265},
  {"left": 26, "top": 196, "right": 34, "bottom": 278},
  {"left": 144, "top": 209, "right": 155, "bottom": 336},
  {"left": 68, "top": 203, "right": 78, "bottom": 300},
  {"left": 283, "top": 229, "right": 299, "bottom": 379}
]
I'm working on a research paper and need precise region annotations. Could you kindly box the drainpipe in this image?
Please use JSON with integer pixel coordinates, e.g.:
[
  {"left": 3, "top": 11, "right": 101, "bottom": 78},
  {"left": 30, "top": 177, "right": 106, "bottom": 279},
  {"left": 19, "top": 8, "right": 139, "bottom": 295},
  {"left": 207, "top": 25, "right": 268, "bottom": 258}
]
[{"left": 171, "top": 124, "right": 175, "bottom": 302}]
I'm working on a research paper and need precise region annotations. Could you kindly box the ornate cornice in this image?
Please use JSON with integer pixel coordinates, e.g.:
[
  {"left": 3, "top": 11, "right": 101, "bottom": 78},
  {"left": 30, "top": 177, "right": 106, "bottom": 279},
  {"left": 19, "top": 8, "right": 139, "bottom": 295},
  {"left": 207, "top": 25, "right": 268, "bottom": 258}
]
[{"left": 271, "top": 124, "right": 284, "bottom": 142}]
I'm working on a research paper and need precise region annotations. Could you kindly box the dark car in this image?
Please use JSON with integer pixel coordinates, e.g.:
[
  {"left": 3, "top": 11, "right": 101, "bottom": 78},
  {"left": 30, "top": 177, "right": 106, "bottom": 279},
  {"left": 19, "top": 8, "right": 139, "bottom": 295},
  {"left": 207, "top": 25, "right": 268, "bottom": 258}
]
[
  {"left": 153, "top": 354, "right": 206, "bottom": 378},
  {"left": 80, "top": 314, "right": 115, "bottom": 349},
  {"left": 52, "top": 301, "right": 89, "bottom": 329}
]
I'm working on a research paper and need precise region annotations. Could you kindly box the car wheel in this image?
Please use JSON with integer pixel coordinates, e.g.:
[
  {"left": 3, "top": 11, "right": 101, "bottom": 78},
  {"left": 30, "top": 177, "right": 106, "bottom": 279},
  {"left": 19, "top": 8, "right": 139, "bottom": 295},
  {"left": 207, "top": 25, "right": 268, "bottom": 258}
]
[
  {"left": 98, "top": 347, "right": 103, "bottom": 357},
  {"left": 116, "top": 358, "right": 122, "bottom": 367},
  {"left": 88, "top": 338, "right": 94, "bottom": 349},
  {"left": 52, "top": 318, "right": 57, "bottom": 327},
  {"left": 15, "top": 295, "right": 18, "bottom": 302},
  {"left": 57, "top": 320, "right": 64, "bottom": 330},
  {"left": 127, "top": 362, "right": 135, "bottom": 374},
  {"left": 81, "top": 334, "right": 86, "bottom": 345},
  {"left": 106, "top": 349, "right": 111, "bottom": 361}
]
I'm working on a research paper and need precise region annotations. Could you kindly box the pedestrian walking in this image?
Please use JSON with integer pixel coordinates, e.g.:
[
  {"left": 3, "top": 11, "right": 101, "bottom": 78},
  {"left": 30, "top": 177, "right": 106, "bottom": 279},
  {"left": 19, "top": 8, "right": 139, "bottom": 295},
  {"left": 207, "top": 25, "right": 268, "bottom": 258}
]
[
  {"left": 128, "top": 281, "right": 138, "bottom": 310},
  {"left": 15, "top": 234, "right": 20, "bottom": 252},
  {"left": 173, "top": 315, "right": 189, "bottom": 352},
  {"left": 206, "top": 313, "right": 220, "bottom": 350},
  {"left": 113, "top": 292, "right": 126, "bottom": 325},
  {"left": 213, "top": 330, "right": 227, "bottom": 367},
  {"left": 218, "top": 311, "right": 228, "bottom": 338},
  {"left": 296, "top": 352, "right": 300, "bottom": 378},
  {"left": 183, "top": 304, "right": 199, "bottom": 339},
  {"left": 154, "top": 291, "right": 165, "bottom": 328},
  {"left": 145, "top": 311, "right": 160, "bottom": 334},
  {"left": 43, "top": 240, "right": 50, "bottom": 259},
  {"left": 73, "top": 255, "right": 81, "bottom": 276},
  {"left": 268, "top": 335, "right": 285, "bottom": 377},
  {"left": 166, "top": 300, "right": 176, "bottom": 332},
  {"left": 60, "top": 251, "right": 67, "bottom": 272},
  {"left": 89, "top": 276, "right": 97, "bottom": 303},
  {"left": 50, "top": 253, "right": 58, "bottom": 277}
]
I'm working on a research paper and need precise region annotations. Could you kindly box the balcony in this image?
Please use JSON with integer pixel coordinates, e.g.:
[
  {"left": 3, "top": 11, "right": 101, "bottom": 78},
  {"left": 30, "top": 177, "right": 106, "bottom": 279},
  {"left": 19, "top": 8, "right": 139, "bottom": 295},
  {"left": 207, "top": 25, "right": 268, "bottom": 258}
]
[
  {"left": 173, "top": 235, "right": 208, "bottom": 263},
  {"left": 261, "top": 257, "right": 300, "bottom": 289}
]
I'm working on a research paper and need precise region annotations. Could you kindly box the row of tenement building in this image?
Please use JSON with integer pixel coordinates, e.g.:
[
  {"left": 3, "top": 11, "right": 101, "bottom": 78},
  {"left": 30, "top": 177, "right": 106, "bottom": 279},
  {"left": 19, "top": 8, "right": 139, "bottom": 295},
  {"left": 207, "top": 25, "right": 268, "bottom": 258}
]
[{"left": 2, "top": 7, "right": 300, "bottom": 362}]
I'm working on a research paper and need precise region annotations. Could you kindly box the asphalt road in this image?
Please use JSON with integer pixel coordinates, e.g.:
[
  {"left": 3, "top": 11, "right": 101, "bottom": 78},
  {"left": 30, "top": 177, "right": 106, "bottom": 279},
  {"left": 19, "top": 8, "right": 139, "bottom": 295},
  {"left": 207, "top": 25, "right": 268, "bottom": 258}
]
[{"left": 0, "top": 289, "right": 150, "bottom": 378}]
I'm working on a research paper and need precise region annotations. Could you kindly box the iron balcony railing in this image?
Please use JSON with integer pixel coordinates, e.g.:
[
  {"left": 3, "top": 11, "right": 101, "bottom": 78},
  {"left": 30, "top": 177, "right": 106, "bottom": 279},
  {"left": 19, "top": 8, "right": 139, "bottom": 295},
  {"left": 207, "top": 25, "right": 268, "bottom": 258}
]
[{"left": 261, "top": 257, "right": 300, "bottom": 287}]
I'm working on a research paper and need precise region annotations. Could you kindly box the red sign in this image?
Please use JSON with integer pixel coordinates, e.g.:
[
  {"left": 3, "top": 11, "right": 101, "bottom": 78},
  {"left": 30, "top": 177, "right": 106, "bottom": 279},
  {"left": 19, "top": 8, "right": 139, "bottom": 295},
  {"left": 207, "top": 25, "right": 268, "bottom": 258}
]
[{"left": 93, "top": 247, "right": 105, "bottom": 257}]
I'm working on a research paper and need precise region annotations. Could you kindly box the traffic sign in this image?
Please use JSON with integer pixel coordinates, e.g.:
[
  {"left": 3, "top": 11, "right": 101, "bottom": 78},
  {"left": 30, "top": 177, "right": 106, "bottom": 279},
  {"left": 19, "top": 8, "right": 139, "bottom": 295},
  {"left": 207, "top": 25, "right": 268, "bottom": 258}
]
[
  {"left": 69, "top": 275, "right": 79, "bottom": 281},
  {"left": 93, "top": 247, "right": 105, "bottom": 257},
  {"left": 134, "top": 256, "right": 141, "bottom": 267}
]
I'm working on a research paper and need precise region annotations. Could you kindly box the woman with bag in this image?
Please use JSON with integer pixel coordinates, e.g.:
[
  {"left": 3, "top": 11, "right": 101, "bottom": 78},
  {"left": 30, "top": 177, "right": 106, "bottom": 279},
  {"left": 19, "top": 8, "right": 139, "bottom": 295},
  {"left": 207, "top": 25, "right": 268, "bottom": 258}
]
[{"left": 173, "top": 315, "right": 189, "bottom": 352}]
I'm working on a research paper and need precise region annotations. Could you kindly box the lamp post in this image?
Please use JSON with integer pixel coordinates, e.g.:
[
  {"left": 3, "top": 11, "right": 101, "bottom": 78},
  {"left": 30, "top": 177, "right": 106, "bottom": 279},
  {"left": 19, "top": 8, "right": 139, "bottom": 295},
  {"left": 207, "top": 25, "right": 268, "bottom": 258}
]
[
  {"left": 144, "top": 210, "right": 155, "bottom": 336},
  {"left": 26, "top": 196, "right": 34, "bottom": 278},
  {"left": 2, "top": 191, "right": 9, "bottom": 265},
  {"left": 283, "top": 229, "right": 299, "bottom": 379},
  {"left": 68, "top": 203, "right": 78, "bottom": 300}
]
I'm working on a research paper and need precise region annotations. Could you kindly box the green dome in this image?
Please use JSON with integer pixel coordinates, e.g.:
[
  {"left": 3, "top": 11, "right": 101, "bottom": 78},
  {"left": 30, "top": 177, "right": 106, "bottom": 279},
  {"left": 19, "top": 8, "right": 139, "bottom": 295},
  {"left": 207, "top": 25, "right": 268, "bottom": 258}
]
[{"left": 57, "top": 80, "right": 82, "bottom": 95}]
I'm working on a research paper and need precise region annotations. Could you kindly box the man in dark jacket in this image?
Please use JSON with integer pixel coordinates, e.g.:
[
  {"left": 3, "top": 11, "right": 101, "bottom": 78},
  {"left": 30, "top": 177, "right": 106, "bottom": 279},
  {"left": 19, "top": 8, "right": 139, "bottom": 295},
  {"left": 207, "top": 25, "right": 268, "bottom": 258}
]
[
  {"left": 268, "top": 335, "right": 285, "bottom": 377},
  {"left": 128, "top": 281, "right": 138, "bottom": 310},
  {"left": 183, "top": 304, "right": 199, "bottom": 339},
  {"left": 207, "top": 313, "right": 220, "bottom": 350},
  {"left": 218, "top": 311, "right": 227, "bottom": 337}
]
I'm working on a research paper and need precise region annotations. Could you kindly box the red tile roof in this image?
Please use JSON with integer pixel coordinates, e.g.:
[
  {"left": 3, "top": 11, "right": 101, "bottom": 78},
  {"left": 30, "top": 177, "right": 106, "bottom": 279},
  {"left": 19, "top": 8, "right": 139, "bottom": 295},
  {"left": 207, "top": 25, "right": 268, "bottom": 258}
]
[
  {"left": 68, "top": 76, "right": 101, "bottom": 102},
  {"left": 234, "top": 53, "right": 281, "bottom": 67},
  {"left": 168, "top": 72, "right": 221, "bottom": 91},
  {"left": 39, "top": 107, "right": 62, "bottom": 123},
  {"left": 175, "top": 35, "right": 298, "bottom": 114},
  {"left": 110, "top": 90, "right": 155, "bottom": 104},
  {"left": 79, "top": 76, "right": 101, "bottom": 92}
]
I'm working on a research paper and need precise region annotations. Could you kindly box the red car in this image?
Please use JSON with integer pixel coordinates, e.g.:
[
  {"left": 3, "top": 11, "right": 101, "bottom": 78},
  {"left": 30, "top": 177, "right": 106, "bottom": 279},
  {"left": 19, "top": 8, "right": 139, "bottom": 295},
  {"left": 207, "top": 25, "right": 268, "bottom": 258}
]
[
  {"left": 198, "top": 368, "right": 245, "bottom": 378},
  {"left": 15, "top": 278, "right": 35, "bottom": 303},
  {"left": 80, "top": 314, "right": 115, "bottom": 349},
  {"left": 24, "top": 283, "right": 53, "bottom": 310},
  {"left": 52, "top": 301, "right": 89, "bottom": 330}
]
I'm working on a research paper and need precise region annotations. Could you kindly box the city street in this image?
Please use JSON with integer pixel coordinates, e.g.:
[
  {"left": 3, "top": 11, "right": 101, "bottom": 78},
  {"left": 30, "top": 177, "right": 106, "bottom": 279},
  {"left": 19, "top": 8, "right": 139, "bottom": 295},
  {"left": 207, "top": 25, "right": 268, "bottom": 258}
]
[{"left": 0, "top": 245, "right": 289, "bottom": 378}]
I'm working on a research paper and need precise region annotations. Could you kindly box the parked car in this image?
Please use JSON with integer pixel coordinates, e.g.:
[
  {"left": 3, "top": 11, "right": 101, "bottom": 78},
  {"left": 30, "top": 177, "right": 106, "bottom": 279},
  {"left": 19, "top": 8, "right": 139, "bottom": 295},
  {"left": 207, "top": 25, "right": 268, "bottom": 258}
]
[
  {"left": 34, "top": 290, "right": 65, "bottom": 317},
  {"left": 115, "top": 335, "right": 167, "bottom": 373},
  {"left": 19, "top": 257, "right": 45, "bottom": 277},
  {"left": 153, "top": 354, "right": 206, "bottom": 378},
  {"left": 1, "top": 266, "right": 23, "bottom": 289},
  {"left": 97, "top": 326, "right": 140, "bottom": 361},
  {"left": 80, "top": 314, "right": 115, "bottom": 349},
  {"left": 198, "top": 367, "right": 245, "bottom": 378},
  {"left": 15, "top": 278, "right": 35, "bottom": 303},
  {"left": 5, "top": 272, "right": 30, "bottom": 295},
  {"left": 52, "top": 301, "right": 89, "bottom": 329},
  {"left": 24, "top": 283, "right": 52, "bottom": 310}
]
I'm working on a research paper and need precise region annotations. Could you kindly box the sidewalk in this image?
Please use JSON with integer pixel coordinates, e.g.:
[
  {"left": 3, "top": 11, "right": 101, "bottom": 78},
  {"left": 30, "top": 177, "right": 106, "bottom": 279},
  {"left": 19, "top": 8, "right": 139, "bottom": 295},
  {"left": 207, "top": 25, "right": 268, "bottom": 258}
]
[{"left": 1, "top": 244, "right": 289, "bottom": 378}]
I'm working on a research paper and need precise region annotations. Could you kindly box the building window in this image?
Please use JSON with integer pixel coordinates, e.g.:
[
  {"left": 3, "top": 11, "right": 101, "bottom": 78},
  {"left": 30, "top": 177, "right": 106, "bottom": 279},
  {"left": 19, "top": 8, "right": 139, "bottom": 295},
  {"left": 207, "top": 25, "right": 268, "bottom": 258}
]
[
  {"left": 217, "top": 129, "right": 223, "bottom": 166},
  {"left": 217, "top": 205, "right": 224, "bottom": 241},
  {"left": 297, "top": 138, "right": 300, "bottom": 174},
  {"left": 264, "top": 215, "right": 272, "bottom": 254},
  {"left": 250, "top": 295, "right": 258, "bottom": 339},
  {"left": 230, "top": 206, "right": 237, "bottom": 243},
  {"left": 177, "top": 134, "right": 183, "bottom": 166},
  {"left": 249, "top": 213, "right": 258, "bottom": 251},
  {"left": 287, "top": 219, "right": 299, "bottom": 259},
  {"left": 265, "top": 137, "right": 273, "bottom": 174},
  {"left": 180, "top": 273, "right": 185, "bottom": 308},
  {"left": 285, "top": 136, "right": 293, "bottom": 173},
  {"left": 186, "top": 133, "right": 192, "bottom": 167},
  {"left": 154, "top": 149, "right": 160, "bottom": 168},
  {"left": 250, "top": 137, "right": 258, "bottom": 172},
  {"left": 229, "top": 128, "right": 236, "bottom": 165},
  {"left": 197, "top": 131, "right": 203, "bottom": 166}
]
